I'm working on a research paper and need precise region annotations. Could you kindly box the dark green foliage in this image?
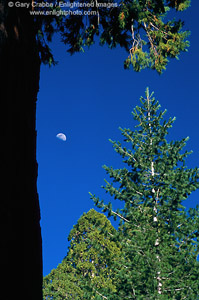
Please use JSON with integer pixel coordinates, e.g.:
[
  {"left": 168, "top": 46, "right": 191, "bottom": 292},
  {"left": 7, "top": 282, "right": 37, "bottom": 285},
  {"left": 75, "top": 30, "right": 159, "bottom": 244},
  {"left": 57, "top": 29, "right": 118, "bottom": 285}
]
[
  {"left": 33, "top": 5, "right": 61, "bottom": 66},
  {"left": 43, "top": 91, "right": 199, "bottom": 299},
  {"left": 43, "top": 261, "right": 83, "bottom": 299},
  {"left": 90, "top": 88, "right": 199, "bottom": 299},
  {"left": 43, "top": 89, "right": 199, "bottom": 299},
  {"left": 43, "top": 209, "right": 121, "bottom": 299},
  {"left": 34, "top": 0, "right": 190, "bottom": 73}
]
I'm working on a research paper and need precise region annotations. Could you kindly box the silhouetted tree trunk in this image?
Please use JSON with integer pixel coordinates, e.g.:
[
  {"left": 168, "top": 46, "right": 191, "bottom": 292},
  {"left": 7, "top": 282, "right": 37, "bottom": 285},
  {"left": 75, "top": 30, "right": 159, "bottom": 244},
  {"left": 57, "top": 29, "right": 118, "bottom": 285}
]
[{"left": 0, "top": 1, "right": 42, "bottom": 299}]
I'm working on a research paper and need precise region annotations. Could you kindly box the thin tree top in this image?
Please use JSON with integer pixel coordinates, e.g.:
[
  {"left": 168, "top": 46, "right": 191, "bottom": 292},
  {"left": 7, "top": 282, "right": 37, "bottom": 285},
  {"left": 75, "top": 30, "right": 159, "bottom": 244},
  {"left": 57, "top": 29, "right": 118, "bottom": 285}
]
[
  {"left": 33, "top": 0, "right": 191, "bottom": 73},
  {"left": 90, "top": 88, "right": 199, "bottom": 224}
]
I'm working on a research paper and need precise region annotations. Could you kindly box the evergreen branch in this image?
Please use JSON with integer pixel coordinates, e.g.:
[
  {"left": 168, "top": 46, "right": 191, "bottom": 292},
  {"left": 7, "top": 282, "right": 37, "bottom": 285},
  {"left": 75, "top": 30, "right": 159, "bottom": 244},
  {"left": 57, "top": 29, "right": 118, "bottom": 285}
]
[
  {"left": 118, "top": 173, "right": 144, "bottom": 197},
  {"left": 143, "top": 22, "right": 159, "bottom": 57},
  {"left": 111, "top": 210, "right": 130, "bottom": 223},
  {"left": 95, "top": 289, "right": 108, "bottom": 299},
  {"left": 119, "top": 146, "right": 137, "bottom": 162},
  {"left": 164, "top": 287, "right": 186, "bottom": 292},
  {"left": 135, "top": 189, "right": 143, "bottom": 196}
]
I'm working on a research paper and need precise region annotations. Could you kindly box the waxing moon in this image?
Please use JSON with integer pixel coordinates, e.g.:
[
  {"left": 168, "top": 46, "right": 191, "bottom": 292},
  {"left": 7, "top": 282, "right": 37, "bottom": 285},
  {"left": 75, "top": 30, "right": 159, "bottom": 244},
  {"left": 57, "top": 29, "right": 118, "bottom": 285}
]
[{"left": 56, "top": 133, "right": 67, "bottom": 141}]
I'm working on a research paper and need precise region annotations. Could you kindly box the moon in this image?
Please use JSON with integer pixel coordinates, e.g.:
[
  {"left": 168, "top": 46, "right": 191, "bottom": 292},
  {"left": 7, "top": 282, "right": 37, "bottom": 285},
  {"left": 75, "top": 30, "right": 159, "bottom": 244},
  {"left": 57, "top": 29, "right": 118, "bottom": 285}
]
[{"left": 56, "top": 133, "right": 66, "bottom": 141}]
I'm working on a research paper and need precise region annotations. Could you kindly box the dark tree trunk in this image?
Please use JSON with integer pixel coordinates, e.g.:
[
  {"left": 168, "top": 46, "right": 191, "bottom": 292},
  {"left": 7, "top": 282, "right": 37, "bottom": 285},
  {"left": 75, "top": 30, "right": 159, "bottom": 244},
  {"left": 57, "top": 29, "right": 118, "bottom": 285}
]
[{"left": 0, "top": 1, "right": 42, "bottom": 299}]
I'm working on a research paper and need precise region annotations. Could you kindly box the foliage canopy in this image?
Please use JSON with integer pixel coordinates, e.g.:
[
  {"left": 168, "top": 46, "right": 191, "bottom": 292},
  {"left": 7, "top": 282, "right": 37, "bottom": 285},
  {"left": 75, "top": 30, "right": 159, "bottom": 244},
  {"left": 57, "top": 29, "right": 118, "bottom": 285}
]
[
  {"left": 43, "top": 209, "right": 121, "bottom": 299},
  {"left": 34, "top": 0, "right": 191, "bottom": 73}
]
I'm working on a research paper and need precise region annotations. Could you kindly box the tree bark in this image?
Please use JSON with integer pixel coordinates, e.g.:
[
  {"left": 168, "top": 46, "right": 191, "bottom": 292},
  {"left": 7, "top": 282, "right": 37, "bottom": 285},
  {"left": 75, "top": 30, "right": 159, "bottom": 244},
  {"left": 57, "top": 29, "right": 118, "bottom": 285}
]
[{"left": 0, "top": 1, "right": 42, "bottom": 299}]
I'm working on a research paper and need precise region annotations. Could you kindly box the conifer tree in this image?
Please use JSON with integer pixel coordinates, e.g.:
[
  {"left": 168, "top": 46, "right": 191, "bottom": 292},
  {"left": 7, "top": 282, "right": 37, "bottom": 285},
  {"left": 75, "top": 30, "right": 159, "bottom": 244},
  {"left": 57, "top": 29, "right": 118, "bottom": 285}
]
[
  {"left": 43, "top": 261, "right": 82, "bottom": 299},
  {"left": 1, "top": 2, "right": 192, "bottom": 298},
  {"left": 90, "top": 88, "right": 199, "bottom": 299},
  {"left": 43, "top": 209, "right": 121, "bottom": 299}
]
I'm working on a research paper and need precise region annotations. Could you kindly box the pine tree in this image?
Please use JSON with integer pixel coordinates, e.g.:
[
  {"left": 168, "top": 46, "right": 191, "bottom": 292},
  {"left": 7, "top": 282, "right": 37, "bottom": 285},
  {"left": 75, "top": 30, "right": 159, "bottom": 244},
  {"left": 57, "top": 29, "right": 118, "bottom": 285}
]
[
  {"left": 0, "top": 1, "right": 192, "bottom": 298},
  {"left": 43, "top": 209, "right": 121, "bottom": 299},
  {"left": 90, "top": 88, "right": 199, "bottom": 299}
]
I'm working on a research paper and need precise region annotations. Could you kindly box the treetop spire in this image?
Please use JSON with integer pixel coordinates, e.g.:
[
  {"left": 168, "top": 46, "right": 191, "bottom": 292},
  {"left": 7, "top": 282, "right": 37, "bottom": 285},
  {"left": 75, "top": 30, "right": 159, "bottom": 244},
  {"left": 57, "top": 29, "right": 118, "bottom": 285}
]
[{"left": 90, "top": 87, "right": 199, "bottom": 298}]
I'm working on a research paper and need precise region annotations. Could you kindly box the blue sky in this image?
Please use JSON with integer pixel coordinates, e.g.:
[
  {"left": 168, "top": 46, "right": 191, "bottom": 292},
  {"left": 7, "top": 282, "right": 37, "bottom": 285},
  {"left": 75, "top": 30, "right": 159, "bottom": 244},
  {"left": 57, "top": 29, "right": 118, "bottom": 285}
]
[{"left": 36, "top": 2, "right": 199, "bottom": 276}]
